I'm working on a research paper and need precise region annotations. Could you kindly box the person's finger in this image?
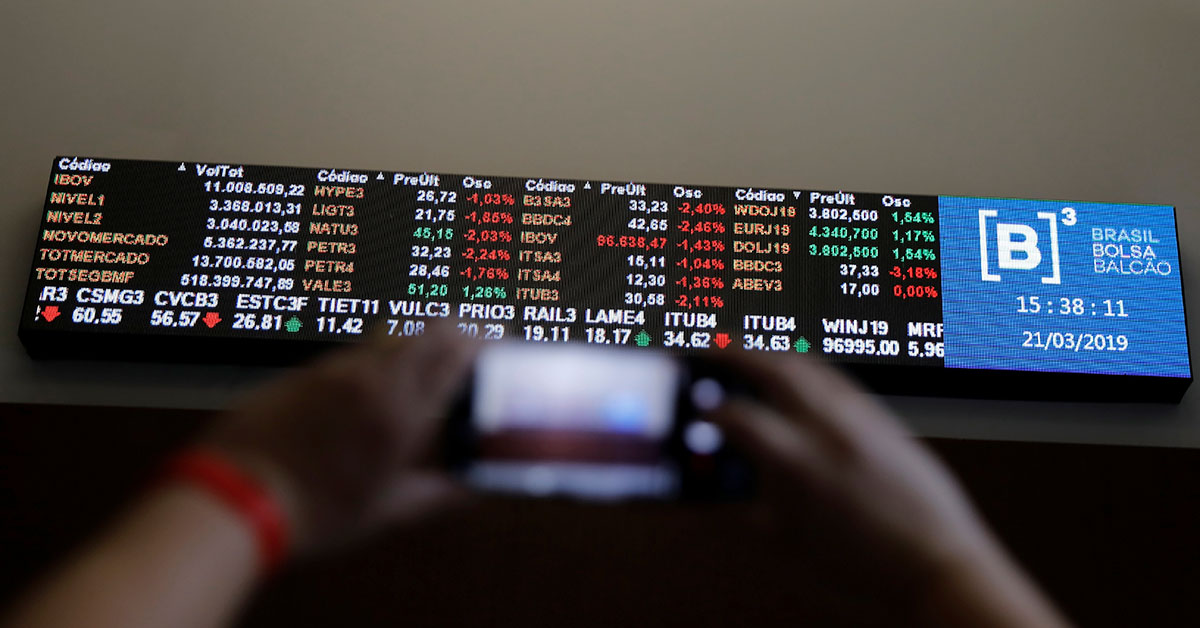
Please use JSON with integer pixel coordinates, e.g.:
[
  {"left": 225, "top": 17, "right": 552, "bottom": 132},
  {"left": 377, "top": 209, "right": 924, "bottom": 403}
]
[
  {"left": 370, "top": 321, "right": 479, "bottom": 457},
  {"left": 389, "top": 322, "right": 478, "bottom": 406},
  {"left": 371, "top": 318, "right": 467, "bottom": 370},
  {"left": 705, "top": 398, "right": 826, "bottom": 482},
  {"left": 321, "top": 315, "right": 456, "bottom": 375},
  {"left": 706, "top": 351, "right": 901, "bottom": 452},
  {"left": 367, "top": 472, "right": 474, "bottom": 526},
  {"left": 409, "top": 321, "right": 481, "bottom": 395},
  {"left": 340, "top": 320, "right": 430, "bottom": 370},
  {"left": 711, "top": 350, "right": 851, "bottom": 413}
]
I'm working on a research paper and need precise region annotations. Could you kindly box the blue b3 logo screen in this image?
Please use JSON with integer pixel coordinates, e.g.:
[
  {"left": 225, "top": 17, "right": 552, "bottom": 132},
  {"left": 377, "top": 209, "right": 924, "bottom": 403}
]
[{"left": 939, "top": 197, "right": 1190, "bottom": 379}]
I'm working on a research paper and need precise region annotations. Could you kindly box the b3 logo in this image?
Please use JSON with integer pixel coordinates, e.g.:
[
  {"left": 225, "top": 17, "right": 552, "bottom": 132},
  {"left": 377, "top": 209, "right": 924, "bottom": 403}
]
[{"left": 978, "top": 207, "right": 1076, "bottom": 285}]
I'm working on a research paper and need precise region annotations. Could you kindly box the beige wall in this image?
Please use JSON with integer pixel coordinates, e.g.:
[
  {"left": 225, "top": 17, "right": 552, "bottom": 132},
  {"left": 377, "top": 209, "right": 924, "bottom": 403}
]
[{"left": 2, "top": 1, "right": 1197, "bottom": 446}]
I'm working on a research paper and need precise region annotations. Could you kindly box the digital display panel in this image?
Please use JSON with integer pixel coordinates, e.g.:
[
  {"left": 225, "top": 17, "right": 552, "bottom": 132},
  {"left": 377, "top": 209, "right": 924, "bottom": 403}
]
[{"left": 19, "top": 157, "right": 1192, "bottom": 401}]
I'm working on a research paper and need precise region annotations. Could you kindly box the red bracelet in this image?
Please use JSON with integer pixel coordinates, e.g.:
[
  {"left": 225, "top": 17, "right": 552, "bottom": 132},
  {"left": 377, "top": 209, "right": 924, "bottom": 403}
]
[{"left": 163, "top": 448, "right": 289, "bottom": 574}]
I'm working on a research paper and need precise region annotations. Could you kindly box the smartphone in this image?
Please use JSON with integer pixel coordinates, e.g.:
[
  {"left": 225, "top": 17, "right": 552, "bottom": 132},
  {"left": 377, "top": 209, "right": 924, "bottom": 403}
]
[{"left": 444, "top": 342, "right": 753, "bottom": 501}]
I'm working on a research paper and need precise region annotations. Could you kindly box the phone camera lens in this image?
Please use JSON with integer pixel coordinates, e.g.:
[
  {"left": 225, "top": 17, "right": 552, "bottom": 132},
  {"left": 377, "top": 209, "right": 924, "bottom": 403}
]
[
  {"left": 684, "top": 421, "right": 724, "bottom": 455},
  {"left": 690, "top": 378, "right": 725, "bottom": 411}
]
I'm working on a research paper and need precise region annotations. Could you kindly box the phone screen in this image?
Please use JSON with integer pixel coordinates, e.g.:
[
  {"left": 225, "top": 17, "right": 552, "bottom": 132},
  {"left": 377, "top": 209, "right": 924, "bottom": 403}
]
[{"left": 461, "top": 343, "right": 685, "bottom": 500}]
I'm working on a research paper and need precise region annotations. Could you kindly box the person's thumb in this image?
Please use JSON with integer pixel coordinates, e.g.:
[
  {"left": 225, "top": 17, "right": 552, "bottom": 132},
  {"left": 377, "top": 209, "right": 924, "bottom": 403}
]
[{"left": 368, "top": 472, "right": 474, "bottom": 527}]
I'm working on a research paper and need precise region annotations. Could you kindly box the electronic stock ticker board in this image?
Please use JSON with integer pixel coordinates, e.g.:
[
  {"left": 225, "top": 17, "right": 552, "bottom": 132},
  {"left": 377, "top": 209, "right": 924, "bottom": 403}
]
[{"left": 19, "top": 157, "right": 1193, "bottom": 401}]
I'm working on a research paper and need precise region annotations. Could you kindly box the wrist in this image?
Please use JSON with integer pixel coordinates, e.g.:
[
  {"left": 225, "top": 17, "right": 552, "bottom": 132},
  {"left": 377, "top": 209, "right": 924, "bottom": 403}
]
[
  {"left": 203, "top": 447, "right": 309, "bottom": 547},
  {"left": 918, "top": 541, "right": 1066, "bottom": 628},
  {"left": 163, "top": 447, "right": 299, "bottom": 574}
]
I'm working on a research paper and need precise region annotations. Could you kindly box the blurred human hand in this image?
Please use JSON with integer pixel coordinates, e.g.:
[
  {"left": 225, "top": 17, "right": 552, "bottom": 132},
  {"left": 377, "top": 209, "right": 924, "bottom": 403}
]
[
  {"left": 202, "top": 321, "right": 478, "bottom": 554},
  {"left": 706, "top": 351, "right": 1068, "bottom": 626}
]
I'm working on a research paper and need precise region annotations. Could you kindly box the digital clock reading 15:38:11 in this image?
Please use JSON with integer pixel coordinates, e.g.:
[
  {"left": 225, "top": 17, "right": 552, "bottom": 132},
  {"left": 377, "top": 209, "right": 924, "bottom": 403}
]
[{"left": 1016, "top": 296, "right": 1128, "bottom": 318}]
